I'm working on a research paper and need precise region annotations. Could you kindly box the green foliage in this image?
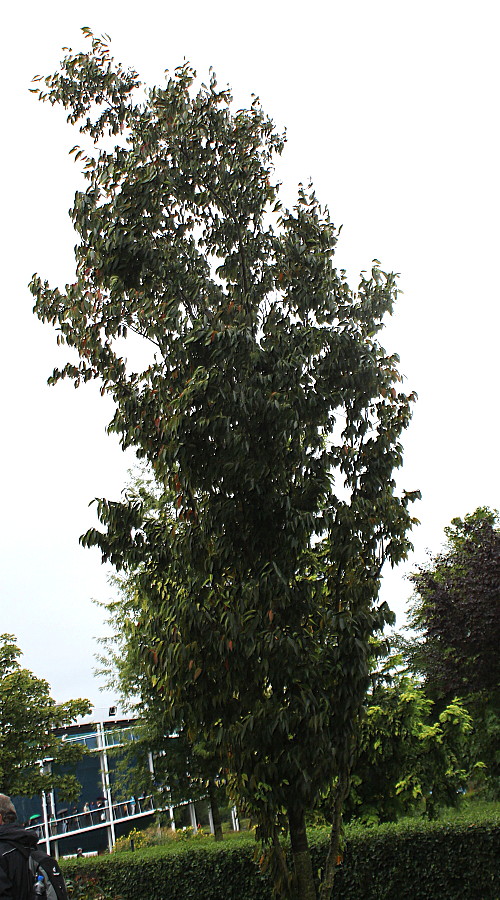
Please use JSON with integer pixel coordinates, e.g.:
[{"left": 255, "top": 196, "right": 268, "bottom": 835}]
[
  {"left": 66, "top": 871, "right": 123, "bottom": 900},
  {"left": 406, "top": 507, "right": 500, "bottom": 697},
  {"left": 112, "top": 824, "right": 209, "bottom": 853},
  {"left": 61, "top": 814, "right": 500, "bottom": 900},
  {"left": 0, "top": 634, "right": 92, "bottom": 798},
  {"left": 112, "top": 826, "right": 155, "bottom": 853},
  {"left": 344, "top": 673, "right": 474, "bottom": 822},
  {"left": 402, "top": 508, "right": 500, "bottom": 798},
  {"left": 63, "top": 841, "right": 271, "bottom": 900},
  {"left": 333, "top": 818, "right": 500, "bottom": 900},
  {"left": 31, "top": 31, "right": 419, "bottom": 898},
  {"left": 96, "top": 531, "right": 227, "bottom": 826}
]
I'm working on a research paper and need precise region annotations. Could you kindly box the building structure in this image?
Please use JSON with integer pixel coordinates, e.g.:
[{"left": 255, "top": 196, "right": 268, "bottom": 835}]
[{"left": 13, "top": 712, "right": 235, "bottom": 858}]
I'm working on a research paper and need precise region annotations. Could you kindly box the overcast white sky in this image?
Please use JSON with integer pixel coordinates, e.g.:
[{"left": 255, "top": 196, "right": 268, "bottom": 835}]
[{"left": 1, "top": 0, "right": 499, "bottom": 710}]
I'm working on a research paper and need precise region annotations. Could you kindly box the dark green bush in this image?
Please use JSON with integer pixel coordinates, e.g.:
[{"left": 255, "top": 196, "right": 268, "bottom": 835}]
[{"left": 62, "top": 815, "right": 500, "bottom": 900}]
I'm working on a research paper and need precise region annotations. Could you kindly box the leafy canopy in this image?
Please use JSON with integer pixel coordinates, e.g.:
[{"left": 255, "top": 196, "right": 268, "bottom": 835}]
[{"left": 0, "top": 635, "right": 91, "bottom": 799}]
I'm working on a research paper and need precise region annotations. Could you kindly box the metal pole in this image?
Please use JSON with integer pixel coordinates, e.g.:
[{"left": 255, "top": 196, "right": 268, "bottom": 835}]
[
  {"left": 231, "top": 806, "right": 240, "bottom": 831},
  {"left": 98, "top": 721, "right": 116, "bottom": 850},
  {"left": 49, "top": 789, "right": 57, "bottom": 857},
  {"left": 41, "top": 791, "right": 50, "bottom": 854}
]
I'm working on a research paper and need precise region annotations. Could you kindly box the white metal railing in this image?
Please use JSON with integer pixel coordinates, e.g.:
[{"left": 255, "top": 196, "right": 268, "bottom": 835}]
[
  {"left": 60, "top": 728, "right": 140, "bottom": 751},
  {"left": 26, "top": 796, "right": 155, "bottom": 840}
]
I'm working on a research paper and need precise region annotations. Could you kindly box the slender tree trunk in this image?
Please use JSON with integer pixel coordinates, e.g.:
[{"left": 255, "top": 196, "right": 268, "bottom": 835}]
[
  {"left": 318, "top": 772, "right": 350, "bottom": 900},
  {"left": 288, "top": 805, "right": 317, "bottom": 900},
  {"left": 272, "top": 830, "right": 293, "bottom": 897},
  {"left": 207, "top": 778, "right": 224, "bottom": 841}
]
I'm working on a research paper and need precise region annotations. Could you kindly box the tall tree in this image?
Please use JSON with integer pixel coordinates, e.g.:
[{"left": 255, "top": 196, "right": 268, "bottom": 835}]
[
  {"left": 0, "top": 634, "right": 92, "bottom": 799},
  {"left": 403, "top": 508, "right": 500, "bottom": 797},
  {"left": 31, "top": 31, "right": 418, "bottom": 899}
]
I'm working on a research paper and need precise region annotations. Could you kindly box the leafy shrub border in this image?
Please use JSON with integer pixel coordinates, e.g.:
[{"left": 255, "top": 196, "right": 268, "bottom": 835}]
[{"left": 61, "top": 814, "right": 500, "bottom": 900}]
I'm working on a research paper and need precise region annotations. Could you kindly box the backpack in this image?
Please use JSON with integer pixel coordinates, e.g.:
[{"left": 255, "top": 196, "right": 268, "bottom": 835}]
[
  {"left": 28, "top": 848, "right": 69, "bottom": 900},
  {"left": 0, "top": 841, "right": 68, "bottom": 900}
]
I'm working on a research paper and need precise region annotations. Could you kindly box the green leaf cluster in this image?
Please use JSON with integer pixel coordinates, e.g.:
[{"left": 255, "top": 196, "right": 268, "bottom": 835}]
[
  {"left": 0, "top": 634, "right": 92, "bottom": 799},
  {"left": 343, "top": 673, "right": 474, "bottom": 823}
]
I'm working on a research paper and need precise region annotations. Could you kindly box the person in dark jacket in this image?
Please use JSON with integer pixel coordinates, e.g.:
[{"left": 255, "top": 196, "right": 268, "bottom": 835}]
[{"left": 0, "top": 793, "right": 39, "bottom": 899}]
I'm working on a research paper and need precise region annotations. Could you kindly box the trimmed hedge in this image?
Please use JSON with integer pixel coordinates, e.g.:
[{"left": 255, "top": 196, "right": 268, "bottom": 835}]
[
  {"left": 326, "top": 820, "right": 499, "bottom": 899},
  {"left": 62, "top": 817, "right": 500, "bottom": 900},
  {"left": 64, "top": 841, "right": 270, "bottom": 900}
]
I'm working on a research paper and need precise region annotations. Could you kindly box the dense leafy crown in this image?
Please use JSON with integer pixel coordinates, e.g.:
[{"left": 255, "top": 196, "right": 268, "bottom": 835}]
[{"left": 30, "top": 31, "right": 418, "bottom": 882}]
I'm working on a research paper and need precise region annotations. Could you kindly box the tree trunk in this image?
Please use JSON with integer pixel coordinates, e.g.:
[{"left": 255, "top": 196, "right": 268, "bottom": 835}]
[
  {"left": 288, "top": 805, "right": 317, "bottom": 900},
  {"left": 207, "top": 778, "right": 224, "bottom": 841},
  {"left": 318, "top": 772, "right": 350, "bottom": 900}
]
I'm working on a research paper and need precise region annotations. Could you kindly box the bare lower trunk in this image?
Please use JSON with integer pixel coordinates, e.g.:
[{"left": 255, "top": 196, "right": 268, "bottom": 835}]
[
  {"left": 318, "top": 772, "right": 350, "bottom": 900},
  {"left": 288, "top": 805, "right": 317, "bottom": 900},
  {"left": 207, "top": 778, "right": 223, "bottom": 841}
]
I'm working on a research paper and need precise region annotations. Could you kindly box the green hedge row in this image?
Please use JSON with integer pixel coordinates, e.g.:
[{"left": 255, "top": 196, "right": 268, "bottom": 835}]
[
  {"left": 312, "top": 819, "right": 500, "bottom": 899},
  {"left": 64, "top": 841, "right": 269, "bottom": 900},
  {"left": 62, "top": 818, "right": 500, "bottom": 900}
]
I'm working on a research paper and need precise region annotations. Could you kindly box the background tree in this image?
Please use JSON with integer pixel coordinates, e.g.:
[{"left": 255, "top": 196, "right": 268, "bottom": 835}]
[
  {"left": 401, "top": 508, "right": 500, "bottom": 798},
  {"left": 0, "top": 634, "right": 92, "bottom": 799},
  {"left": 31, "top": 32, "right": 418, "bottom": 900}
]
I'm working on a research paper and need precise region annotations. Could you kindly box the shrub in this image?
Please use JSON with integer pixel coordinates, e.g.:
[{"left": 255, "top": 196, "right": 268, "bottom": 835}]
[
  {"left": 65, "top": 871, "right": 123, "bottom": 900},
  {"left": 112, "top": 823, "right": 212, "bottom": 854},
  {"left": 112, "top": 827, "right": 155, "bottom": 854}
]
